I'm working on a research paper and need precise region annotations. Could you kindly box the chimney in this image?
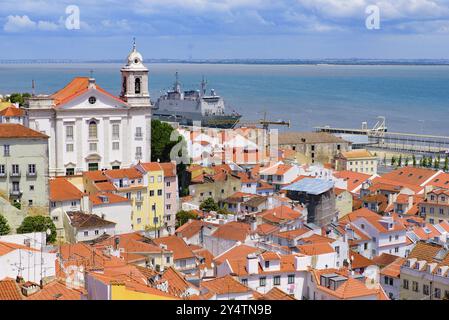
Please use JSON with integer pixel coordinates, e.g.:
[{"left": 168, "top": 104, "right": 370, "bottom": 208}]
[{"left": 246, "top": 254, "right": 259, "bottom": 274}]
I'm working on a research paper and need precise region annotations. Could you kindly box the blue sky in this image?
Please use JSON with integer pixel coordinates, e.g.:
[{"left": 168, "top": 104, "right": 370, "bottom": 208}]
[{"left": 2, "top": 0, "right": 449, "bottom": 59}]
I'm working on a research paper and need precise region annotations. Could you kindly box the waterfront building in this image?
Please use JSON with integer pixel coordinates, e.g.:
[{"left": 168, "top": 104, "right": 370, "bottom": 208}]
[
  {"left": 419, "top": 188, "right": 449, "bottom": 224},
  {"left": 0, "top": 104, "right": 26, "bottom": 125},
  {"left": 26, "top": 42, "right": 151, "bottom": 176},
  {"left": 334, "top": 149, "right": 378, "bottom": 175},
  {"left": 278, "top": 132, "right": 351, "bottom": 165}
]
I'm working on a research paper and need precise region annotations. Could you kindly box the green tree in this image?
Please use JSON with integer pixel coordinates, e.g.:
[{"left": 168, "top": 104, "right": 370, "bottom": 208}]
[
  {"left": 16, "top": 216, "right": 57, "bottom": 243},
  {"left": 422, "top": 157, "right": 427, "bottom": 168},
  {"left": 0, "top": 214, "right": 11, "bottom": 235},
  {"left": 175, "top": 210, "right": 198, "bottom": 228},
  {"left": 8, "top": 93, "right": 30, "bottom": 106},
  {"left": 383, "top": 154, "right": 387, "bottom": 166},
  {"left": 405, "top": 156, "right": 409, "bottom": 167},
  {"left": 200, "top": 197, "right": 219, "bottom": 212},
  {"left": 444, "top": 156, "right": 449, "bottom": 172},
  {"left": 151, "top": 119, "right": 185, "bottom": 163},
  {"left": 398, "top": 155, "right": 402, "bottom": 167},
  {"left": 434, "top": 156, "right": 441, "bottom": 170},
  {"left": 412, "top": 155, "right": 417, "bottom": 167}
]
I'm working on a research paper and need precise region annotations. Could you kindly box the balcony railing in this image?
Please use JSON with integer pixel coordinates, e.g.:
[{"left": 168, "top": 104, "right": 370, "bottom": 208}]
[
  {"left": 26, "top": 171, "right": 37, "bottom": 178},
  {"left": 10, "top": 171, "right": 21, "bottom": 178},
  {"left": 0, "top": 172, "right": 6, "bottom": 178},
  {"left": 10, "top": 189, "right": 22, "bottom": 196}
]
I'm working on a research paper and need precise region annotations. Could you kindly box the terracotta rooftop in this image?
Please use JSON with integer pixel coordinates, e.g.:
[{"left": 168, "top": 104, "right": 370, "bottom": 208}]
[
  {"left": 258, "top": 287, "right": 296, "bottom": 300},
  {"left": 152, "top": 236, "right": 195, "bottom": 261},
  {"left": 214, "top": 244, "right": 260, "bottom": 265},
  {"left": 0, "top": 279, "right": 22, "bottom": 300},
  {"left": 0, "top": 105, "right": 25, "bottom": 117},
  {"left": 89, "top": 192, "right": 130, "bottom": 206},
  {"left": 381, "top": 167, "right": 439, "bottom": 188},
  {"left": 201, "top": 275, "right": 251, "bottom": 295},
  {"left": 26, "top": 281, "right": 83, "bottom": 300},
  {"left": 67, "top": 212, "right": 115, "bottom": 231},
  {"left": 211, "top": 221, "right": 251, "bottom": 242},
  {"left": 0, "top": 123, "right": 48, "bottom": 139},
  {"left": 49, "top": 178, "right": 83, "bottom": 202}
]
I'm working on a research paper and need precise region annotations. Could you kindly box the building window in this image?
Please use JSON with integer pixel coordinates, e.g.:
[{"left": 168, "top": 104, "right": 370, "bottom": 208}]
[
  {"left": 89, "top": 143, "right": 97, "bottom": 152},
  {"left": 259, "top": 277, "right": 266, "bottom": 287},
  {"left": 88, "top": 96, "right": 97, "bottom": 104},
  {"left": 412, "top": 281, "right": 419, "bottom": 292},
  {"left": 273, "top": 276, "right": 281, "bottom": 286},
  {"left": 66, "top": 168, "right": 75, "bottom": 176},
  {"left": 84, "top": 231, "right": 88, "bottom": 237},
  {"left": 112, "top": 123, "right": 120, "bottom": 139},
  {"left": 435, "top": 288, "right": 441, "bottom": 299},
  {"left": 112, "top": 142, "right": 120, "bottom": 150},
  {"left": 150, "top": 190, "right": 154, "bottom": 197},
  {"left": 28, "top": 200, "right": 33, "bottom": 206},
  {"left": 423, "top": 284, "right": 430, "bottom": 295},
  {"left": 135, "top": 127, "right": 142, "bottom": 139},
  {"left": 395, "top": 247, "right": 399, "bottom": 253},
  {"left": 403, "top": 279, "right": 409, "bottom": 290},
  {"left": 288, "top": 274, "right": 295, "bottom": 284},
  {"left": 28, "top": 164, "right": 36, "bottom": 175},
  {"left": 12, "top": 164, "right": 19, "bottom": 175},
  {"left": 136, "top": 147, "right": 142, "bottom": 159},
  {"left": 29, "top": 185, "right": 34, "bottom": 191},
  {"left": 166, "top": 193, "right": 171, "bottom": 199},
  {"left": 241, "top": 279, "right": 248, "bottom": 286},
  {"left": 166, "top": 256, "right": 170, "bottom": 264},
  {"left": 135, "top": 78, "right": 141, "bottom": 94},
  {"left": 157, "top": 189, "right": 163, "bottom": 196},
  {"left": 166, "top": 204, "right": 171, "bottom": 210},
  {"left": 66, "top": 144, "right": 74, "bottom": 152},
  {"left": 95, "top": 230, "right": 99, "bottom": 235},
  {"left": 3, "top": 145, "right": 10, "bottom": 156},
  {"left": 66, "top": 126, "right": 73, "bottom": 140},
  {"left": 0, "top": 164, "right": 5, "bottom": 176},
  {"left": 137, "top": 218, "right": 142, "bottom": 224},
  {"left": 88, "top": 163, "right": 98, "bottom": 171},
  {"left": 265, "top": 261, "right": 270, "bottom": 268},
  {"left": 88, "top": 121, "right": 97, "bottom": 139}
]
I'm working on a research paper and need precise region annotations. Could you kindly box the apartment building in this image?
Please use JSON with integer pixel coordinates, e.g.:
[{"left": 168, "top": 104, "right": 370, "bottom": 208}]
[
  {"left": 400, "top": 241, "right": 449, "bottom": 300},
  {"left": 335, "top": 149, "right": 378, "bottom": 175},
  {"left": 0, "top": 124, "right": 49, "bottom": 210},
  {"left": 419, "top": 188, "right": 449, "bottom": 224}
]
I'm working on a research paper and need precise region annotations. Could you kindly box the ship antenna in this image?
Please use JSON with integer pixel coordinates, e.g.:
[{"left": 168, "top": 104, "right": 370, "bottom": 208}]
[{"left": 201, "top": 75, "right": 207, "bottom": 96}]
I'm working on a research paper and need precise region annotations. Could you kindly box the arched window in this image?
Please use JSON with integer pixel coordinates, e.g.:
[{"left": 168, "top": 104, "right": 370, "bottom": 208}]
[
  {"left": 89, "top": 120, "right": 97, "bottom": 139},
  {"left": 135, "top": 78, "right": 141, "bottom": 94},
  {"left": 122, "top": 76, "right": 127, "bottom": 93}
]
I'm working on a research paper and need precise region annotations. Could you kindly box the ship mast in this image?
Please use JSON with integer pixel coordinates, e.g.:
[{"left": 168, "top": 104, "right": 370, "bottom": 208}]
[{"left": 200, "top": 75, "right": 207, "bottom": 97}]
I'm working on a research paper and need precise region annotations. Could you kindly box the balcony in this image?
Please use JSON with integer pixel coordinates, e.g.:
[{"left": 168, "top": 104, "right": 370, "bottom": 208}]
[
  {"left": 0, "top": 172, "right": 6, "bottom": 178},
  {"left": 10, "top": 189, "right": 22, "bottom": 197},
  {"left": 9, "top": 171, "right": 21, "bottom": 178},
  {"left": 135, "top": 133, "right": 143, "bottom": 140},
  {"left": 26, "top": 171, "right": 37, "bottom": 178}
]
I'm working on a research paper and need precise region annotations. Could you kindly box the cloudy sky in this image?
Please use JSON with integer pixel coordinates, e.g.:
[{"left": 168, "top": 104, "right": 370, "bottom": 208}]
[{"left": 1, "top": 0, "right": 449, "bottom": 60}]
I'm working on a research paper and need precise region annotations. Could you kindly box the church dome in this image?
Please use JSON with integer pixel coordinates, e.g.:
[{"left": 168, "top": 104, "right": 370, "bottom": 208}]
[{"left": 123, "top": 38, "right": 146, "bottom": 70}]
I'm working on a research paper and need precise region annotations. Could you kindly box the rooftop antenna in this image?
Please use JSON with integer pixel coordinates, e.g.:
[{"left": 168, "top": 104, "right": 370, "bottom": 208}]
[
  {"left": 201, "top": 75, "right": 207, "bottom": 96},
  {"left": 89, "top": 69, "right": 94, "bottom": 79}
]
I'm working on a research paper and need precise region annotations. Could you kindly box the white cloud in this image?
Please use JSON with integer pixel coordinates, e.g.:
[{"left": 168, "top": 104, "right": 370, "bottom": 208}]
[
  {"left": 4, "top": 15, "right": 36, "bottom": 32},
  {"left": 37, "top": 20, "right": 59, "bottom": 31}
]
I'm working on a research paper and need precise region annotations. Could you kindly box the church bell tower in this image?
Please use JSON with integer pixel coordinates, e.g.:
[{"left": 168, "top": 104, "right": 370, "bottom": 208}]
[{"left": 120, "top": 38, "right": 151, "bottom": 107}]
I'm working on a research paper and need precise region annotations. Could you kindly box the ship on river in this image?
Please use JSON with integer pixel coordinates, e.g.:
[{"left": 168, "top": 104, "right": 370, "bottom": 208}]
[{"left": 153, "top": 72, "right": 241, "bottom": 128}]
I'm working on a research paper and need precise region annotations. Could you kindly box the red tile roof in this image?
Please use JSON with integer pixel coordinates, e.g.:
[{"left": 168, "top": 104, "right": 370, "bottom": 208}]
[
  {"left": 0, "top": 123, "right": 48, "bottom": 139},
  {"left": 381, "top": 167, "right": 439, "bottom": 187},
  {"left": 51, "top": 77, "right": 127, "bottom": 107},
  {"left": 214, "top": 245, "right": 260, "bottom": 265},
  {"left": 0, "top": 279, "right": 22, "bottom": 300},
  {"left": 152, "top": 236, "right": 195, "bottom": 261},
  {"left": 201, "top": 275, "right": 251, "bottom": 295},
  {"left": 0, "top": 105, "right": 25, "bottom": 117},
  {"left": 211, "top": 221, "right": 251, "bottom": 242},
  {"left": 89, "top": 192, "right": 130, "bottom": 206},
  {"left": 49, "top": 178, "right": 83, "bottom": 202},
  {"left": 26, "top": 281, "right": 83, "bottom": 300}
]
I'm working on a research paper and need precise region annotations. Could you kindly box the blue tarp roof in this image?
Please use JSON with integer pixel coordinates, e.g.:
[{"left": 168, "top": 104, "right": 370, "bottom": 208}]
[{"left": 282, "top": 178, "right": 334, "bottom": 195}]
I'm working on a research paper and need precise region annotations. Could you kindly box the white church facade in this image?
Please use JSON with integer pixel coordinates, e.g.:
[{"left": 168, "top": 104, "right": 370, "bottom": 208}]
[{"left": 27, "top": 42, "right": 152, "bottom": 176}]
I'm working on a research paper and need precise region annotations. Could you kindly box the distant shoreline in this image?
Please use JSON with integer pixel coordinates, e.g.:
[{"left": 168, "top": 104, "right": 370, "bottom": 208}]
[{"left": 2, "top": 59, "right": 449, "bottom": 66}]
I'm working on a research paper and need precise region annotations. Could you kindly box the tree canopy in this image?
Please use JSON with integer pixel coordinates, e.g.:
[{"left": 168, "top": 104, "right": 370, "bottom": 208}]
[
  {"left": 151, "top": 120, "right": 184, "bottom": 163},
  {"left": 176, "top": 210, "right": 198, "bottom": 228},
  {"left": 16, "top": 215, "right": 57, "bottom": 243},
  {"left": 8, "top": 93, "right": 31, "bottom": 106},
  {"left": 0, "top": 214, "right": 11, "bottom": 235},
  {"left": 200, "top": 197, "right": 219, "bottom": 212}
]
